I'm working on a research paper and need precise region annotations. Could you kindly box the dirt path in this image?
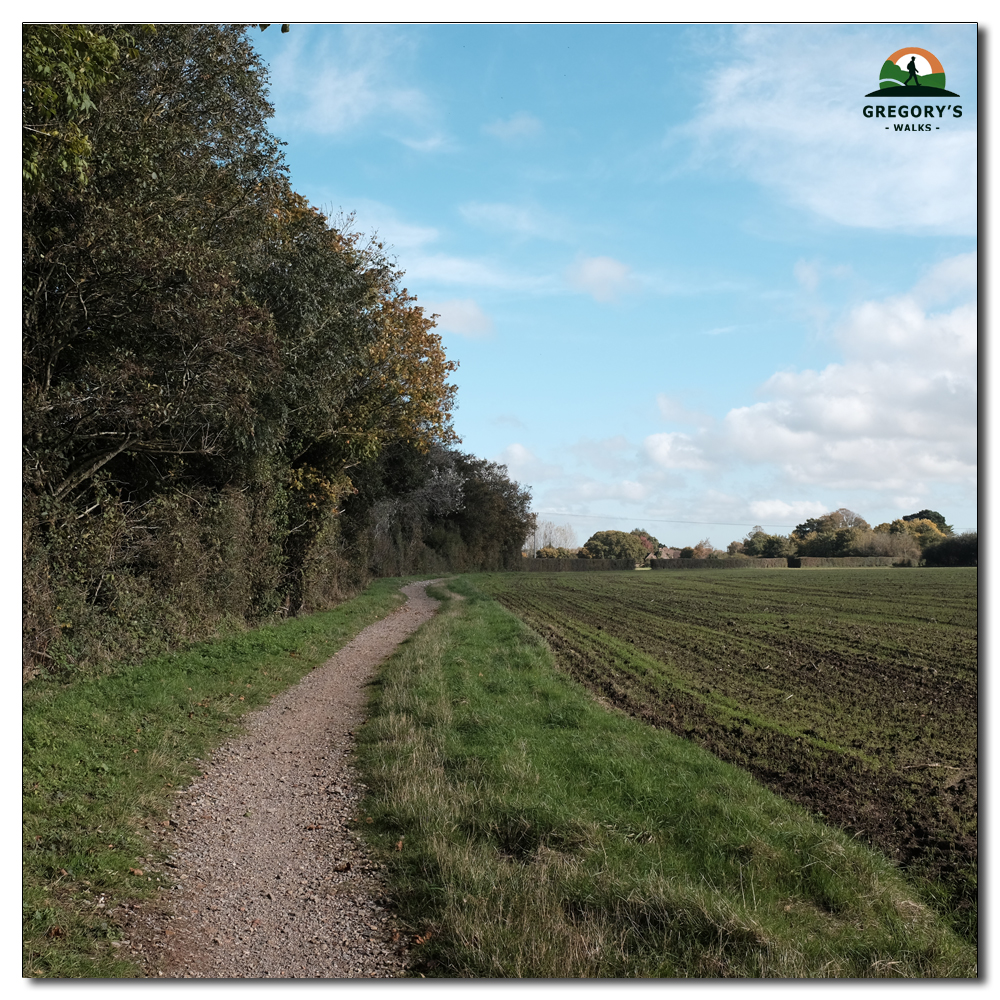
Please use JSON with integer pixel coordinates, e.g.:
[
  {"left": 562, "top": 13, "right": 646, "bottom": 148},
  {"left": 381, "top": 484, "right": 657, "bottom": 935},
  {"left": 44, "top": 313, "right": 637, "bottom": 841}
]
[{"left": 119, "top": 580, "right": 442, "bottom": 978}]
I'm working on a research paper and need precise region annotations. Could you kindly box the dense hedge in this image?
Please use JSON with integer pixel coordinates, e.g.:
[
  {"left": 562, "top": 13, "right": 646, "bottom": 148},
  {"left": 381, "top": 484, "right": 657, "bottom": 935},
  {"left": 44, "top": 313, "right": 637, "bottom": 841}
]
[
  {"left": 791, "top": 557, "right": 899, "bottom": 568},
  {"left": 650, "top": 558, "right": 789, "bottom": 570}
]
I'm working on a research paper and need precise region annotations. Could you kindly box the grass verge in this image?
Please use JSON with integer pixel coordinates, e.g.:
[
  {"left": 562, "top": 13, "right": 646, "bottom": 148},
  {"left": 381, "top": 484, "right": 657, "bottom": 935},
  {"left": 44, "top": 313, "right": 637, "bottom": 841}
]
[
  {"left": 22, "top": 576, "right": 413, "bottom": 978},
  {"left": 355, "top": 577, "right": 977, "bottom": 978}
]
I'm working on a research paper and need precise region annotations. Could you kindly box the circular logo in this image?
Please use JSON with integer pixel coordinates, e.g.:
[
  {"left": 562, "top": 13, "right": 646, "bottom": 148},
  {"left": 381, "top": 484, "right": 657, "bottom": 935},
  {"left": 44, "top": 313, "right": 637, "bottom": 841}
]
[{"left": 868, "top": 47, "right": 959, "bottom": 97}]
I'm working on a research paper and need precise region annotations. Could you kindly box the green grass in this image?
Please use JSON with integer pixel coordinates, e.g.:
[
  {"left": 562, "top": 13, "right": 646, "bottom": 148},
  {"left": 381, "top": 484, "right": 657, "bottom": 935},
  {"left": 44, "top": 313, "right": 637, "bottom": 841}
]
[
  {"left": 22, "top": 576, "right": 413, "bottom": 978},
  {"left": 355, "top": 577, "right": 977, "bottom": 978}
]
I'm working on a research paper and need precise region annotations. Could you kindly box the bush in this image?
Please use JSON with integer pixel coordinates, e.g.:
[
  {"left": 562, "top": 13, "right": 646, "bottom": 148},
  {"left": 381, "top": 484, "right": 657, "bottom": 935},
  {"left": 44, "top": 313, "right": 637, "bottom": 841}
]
[
  {"left": 923, "top": 532, "right": 978, "bottom": 567},
  {"left": 847, "top": 529, "right": 922, "bottom": 563}
]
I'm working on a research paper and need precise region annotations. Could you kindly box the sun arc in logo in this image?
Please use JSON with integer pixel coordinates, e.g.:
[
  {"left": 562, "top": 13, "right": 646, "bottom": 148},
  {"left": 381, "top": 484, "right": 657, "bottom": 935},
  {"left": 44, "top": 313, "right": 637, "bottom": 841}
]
[{"left": 865, "top": 47, "right": 959, "bottom": 97}]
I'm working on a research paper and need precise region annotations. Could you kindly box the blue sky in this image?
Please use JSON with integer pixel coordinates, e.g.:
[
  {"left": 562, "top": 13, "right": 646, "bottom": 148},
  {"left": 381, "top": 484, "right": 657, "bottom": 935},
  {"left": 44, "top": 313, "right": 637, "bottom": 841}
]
[{"left": 250, "top": 22, "right": 978, "bottom": 548}]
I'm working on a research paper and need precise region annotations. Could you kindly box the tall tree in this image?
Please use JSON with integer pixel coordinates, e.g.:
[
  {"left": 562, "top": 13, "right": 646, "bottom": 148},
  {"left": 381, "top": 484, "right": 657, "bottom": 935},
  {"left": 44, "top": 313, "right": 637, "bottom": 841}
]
[{"left": 581, "top": 530, "right": 646, "bottom": 562}]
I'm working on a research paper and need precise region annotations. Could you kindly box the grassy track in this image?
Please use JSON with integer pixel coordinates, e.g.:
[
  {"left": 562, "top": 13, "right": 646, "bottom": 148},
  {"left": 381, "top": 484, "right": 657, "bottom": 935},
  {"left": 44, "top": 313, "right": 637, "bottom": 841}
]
[
  {"left": 22, "top": 577, "right": 412, "bottom": 978},
  {"left": 474, "top": 567, "right": 978, "bottom": 943},
  {"left": 355, "top": 577, "right": 976, "bottom": 977}
]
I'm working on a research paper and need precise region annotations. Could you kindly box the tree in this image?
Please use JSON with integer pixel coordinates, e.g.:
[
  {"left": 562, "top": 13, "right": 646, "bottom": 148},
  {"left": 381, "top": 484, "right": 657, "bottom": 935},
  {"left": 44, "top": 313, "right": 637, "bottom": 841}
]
[
  {"left": 22, "top": 24, "right": 134, "bottom": 190},
  {"left": 903, "top": 510, "right": 954, "bottom": 535},
  {"left": 889, "top": 518, "right": 948, "bottom": 550},
  {"left": 581, "top": 530, "right": 646, "bottom": 563},
  {"left": 742, "top": 527, "right": 794, "bottom": 558},
  {"left": 794, "top": 508, "right": 869, "bottom": 538},
  {"left": 691, "top": 537, "right": 715, "bottom": 559},
  {"left": 22, "top": 24, "right": 468, "bottom": 672},
  {"left": 630, "top": 528, "right": 662, "bottom": 559},
  {"left": 529, "top": 520, "right": 577, "bottom": 553},
  {"left": 24, "top": 23, "right": 290, "bottom": 505}
]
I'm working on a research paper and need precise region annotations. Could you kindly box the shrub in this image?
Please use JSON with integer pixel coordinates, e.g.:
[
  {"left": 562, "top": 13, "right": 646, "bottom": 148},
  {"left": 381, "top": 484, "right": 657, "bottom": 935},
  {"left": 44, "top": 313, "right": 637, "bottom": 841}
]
[{"left": 923, "top": 532, "right": 978, "bottom": 567}]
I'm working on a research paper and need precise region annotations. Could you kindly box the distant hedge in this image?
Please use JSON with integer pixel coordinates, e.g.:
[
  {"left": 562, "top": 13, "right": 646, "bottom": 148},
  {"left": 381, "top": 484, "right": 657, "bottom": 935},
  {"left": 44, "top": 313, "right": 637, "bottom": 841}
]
[
  {"left": 790, "top": 556, "right": 898, "bottom": 568},
  {"left": 649, "top": 558, "right": 789, "bottom": 570},
  {"left": 520, "top": 558, "right": 635, "bottom": 572}
]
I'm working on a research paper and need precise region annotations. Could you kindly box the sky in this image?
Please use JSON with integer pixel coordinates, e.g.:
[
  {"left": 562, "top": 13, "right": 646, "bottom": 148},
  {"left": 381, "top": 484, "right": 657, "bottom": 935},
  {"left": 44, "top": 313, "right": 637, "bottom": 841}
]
[{"left": 249, "top": 22, "right": 978, "bottom": 549}]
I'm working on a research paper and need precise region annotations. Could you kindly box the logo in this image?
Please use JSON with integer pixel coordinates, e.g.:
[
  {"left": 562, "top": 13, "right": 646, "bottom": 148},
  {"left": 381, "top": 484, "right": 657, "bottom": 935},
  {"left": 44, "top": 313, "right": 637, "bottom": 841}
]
[{"left": 865, "top": 48, "right": 959, "bottom": 97}]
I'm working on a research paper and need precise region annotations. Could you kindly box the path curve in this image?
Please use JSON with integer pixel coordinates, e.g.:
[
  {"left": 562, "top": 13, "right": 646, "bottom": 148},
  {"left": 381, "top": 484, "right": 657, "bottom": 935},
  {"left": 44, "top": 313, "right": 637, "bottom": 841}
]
[{"left": 120, "top": 580, "right": 442, "bottom": 978}]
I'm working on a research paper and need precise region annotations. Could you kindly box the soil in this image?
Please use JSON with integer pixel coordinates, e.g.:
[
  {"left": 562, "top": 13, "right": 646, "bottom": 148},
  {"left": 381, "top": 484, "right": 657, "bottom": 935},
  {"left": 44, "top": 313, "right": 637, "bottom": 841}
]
[{"left": 117, "top": 579, "right": 442, "bottom": 979}]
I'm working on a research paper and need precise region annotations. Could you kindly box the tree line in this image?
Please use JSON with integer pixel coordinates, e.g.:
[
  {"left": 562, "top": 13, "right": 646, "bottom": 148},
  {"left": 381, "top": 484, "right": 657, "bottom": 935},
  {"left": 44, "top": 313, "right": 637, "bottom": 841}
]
[
  {"left": 22, "top": 24, "right": 534, "bottom": 678},
  {"left": 528, "top": 510, "right": 975, "bottom": 567}
]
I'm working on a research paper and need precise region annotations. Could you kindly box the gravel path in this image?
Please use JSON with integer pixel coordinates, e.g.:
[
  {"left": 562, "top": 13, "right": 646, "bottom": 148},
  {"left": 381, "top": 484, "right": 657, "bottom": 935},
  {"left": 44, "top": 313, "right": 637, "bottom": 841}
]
[{"left": 119, "top": 580, "right": 442, "bottom": 979}]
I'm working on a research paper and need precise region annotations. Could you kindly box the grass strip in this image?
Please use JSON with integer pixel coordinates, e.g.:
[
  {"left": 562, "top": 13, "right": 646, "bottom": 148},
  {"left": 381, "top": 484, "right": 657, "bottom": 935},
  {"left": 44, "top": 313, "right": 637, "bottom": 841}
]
[
  {"left": 356, "top": 577, "right": 977, "bottom": 978},
  {"left": 22, "top": 576, "right": 413, "bottom": 978}
]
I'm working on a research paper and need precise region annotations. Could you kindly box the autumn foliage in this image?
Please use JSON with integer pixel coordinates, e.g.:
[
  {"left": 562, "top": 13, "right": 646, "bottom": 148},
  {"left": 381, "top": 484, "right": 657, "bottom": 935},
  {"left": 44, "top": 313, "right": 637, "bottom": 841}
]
[{"left": 22, "top": 24, "right": 532, "bottom": 678}]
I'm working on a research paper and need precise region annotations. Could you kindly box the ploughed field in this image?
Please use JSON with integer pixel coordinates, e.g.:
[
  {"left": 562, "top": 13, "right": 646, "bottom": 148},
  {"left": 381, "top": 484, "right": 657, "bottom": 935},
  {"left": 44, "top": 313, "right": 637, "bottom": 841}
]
[{"left": 475, "top": 567, "right": 977, "bottom": 936}]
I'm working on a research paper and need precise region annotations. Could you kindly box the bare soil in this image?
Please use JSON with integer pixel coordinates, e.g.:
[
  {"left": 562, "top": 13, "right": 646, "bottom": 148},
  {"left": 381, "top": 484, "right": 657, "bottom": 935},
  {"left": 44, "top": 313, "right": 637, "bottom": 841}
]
[{"left": 117, "top": 580, "right": 441, "bottom": 978}]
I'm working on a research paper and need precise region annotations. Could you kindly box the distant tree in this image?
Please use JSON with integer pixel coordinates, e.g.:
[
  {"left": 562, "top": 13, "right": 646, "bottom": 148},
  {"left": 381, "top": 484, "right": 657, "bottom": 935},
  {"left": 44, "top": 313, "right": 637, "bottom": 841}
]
[
  {"left": 903, "top": 510, "right": 954, "bottom": 535},
  {"left": 630, "top": 528, "right": 662, "bottom": 558},
  {"left": 889, "top": 517, "right": 948, "bottom": 550},
  {"left": 743, "top": 526, "right": 794, "bottom": 558},
  {"left": 922, "top": 531, "right": 977, "bottom": 566},
  {"left": 691, "top": 537, "right": 714, "bottom": 559},
  {"left": 581, "top": 530, "right": 646, "bottom": 563},
  {"left": 794, "top": 508, "right": 869, "bottom": 538},
  {"left": 679, "top": 547, "right": 695, "bottom": 559},
  {"left": 533, "top": 520, "right": 577, "bottom": 550}
]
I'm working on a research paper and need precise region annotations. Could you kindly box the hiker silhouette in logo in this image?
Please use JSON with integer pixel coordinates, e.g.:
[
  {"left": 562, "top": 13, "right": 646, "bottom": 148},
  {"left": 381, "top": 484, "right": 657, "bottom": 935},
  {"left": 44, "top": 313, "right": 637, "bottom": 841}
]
[{"left": 903, "top": 55, "right": 920, "bottom": 86}]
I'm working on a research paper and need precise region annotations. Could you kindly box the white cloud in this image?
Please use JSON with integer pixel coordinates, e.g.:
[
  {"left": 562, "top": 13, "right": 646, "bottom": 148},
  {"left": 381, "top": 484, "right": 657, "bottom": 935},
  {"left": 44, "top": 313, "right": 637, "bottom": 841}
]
[
  {"left": 569, "top": 436, "right": 634, "bottom": 474},
  {"left": 493, "top": 414, "right": 527, "bottom": 429},
  {"left": 656, "top": 395, "right": 712, "bottom": 427},
  {"left": 909, "top": 251, "right": 978, "bottom": 308},
  {"left": 459, "top": 201, "right": 567, "bottom": 241},
  {"left": 496, "top": 443, "right": 563, "bottom": 482},
  {"left": 748, "top": 499, "right": 828, "bottom": 525},
  {"left": 643, "top": 432, "right": 710, "bottom": 470},
  {"left": 482, "top": 112, "right": 543, "bottom": 141},
  {"left": 403, "top": 253, "right": 543, "bottom": 289},
  {"left": 492, "top": 255, "right": 975, "bottom": 535},
  {"left": 566, "top": 256, "right": 636, "bottom": 302},
  {"left": 561, "top": 479, "right": 651, "bottom": 503},
  {"left": 423, "top": 298, "right": 494, "bottom": 338},
  {"left": 717, "top": 256, "right": 977, "bottom": 492},
  {"left": 264, "top": 26, "right": 441, "bottom": 145},
  {"left": 678, "top": 25, "right": 976, "bottom": 234},
  {"left": 400, "top": 134, "right": 450, "bottom": 153}
]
